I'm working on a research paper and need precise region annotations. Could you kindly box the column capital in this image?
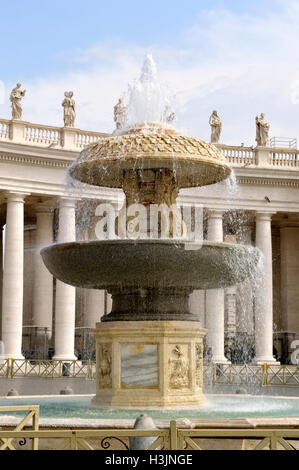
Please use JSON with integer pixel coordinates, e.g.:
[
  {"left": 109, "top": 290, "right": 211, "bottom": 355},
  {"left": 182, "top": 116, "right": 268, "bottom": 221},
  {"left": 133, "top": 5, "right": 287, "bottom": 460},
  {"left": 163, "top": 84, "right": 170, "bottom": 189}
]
[
  {"left": 207, "top": 209, "right": 224, "bottom": 219},
  {"left": 5, "top": 191, "right": 30, "bottom": 203},
  {"left": 34, "top": 203, "right": 55, "bottom": 214},
  {"left": 56, "top": 196, "right": 78, "bottom": 209},
  {"left": 255, "top": 211, "right": 276, "bottom": 221}
]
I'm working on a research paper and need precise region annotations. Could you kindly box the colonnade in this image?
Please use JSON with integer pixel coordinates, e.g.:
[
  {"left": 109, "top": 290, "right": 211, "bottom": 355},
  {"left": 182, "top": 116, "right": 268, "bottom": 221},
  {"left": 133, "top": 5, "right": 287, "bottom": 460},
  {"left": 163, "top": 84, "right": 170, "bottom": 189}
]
[
  {"left": 205, "top": 209, "right": 278, "bottom": 364},
  {"left": 0, "top": 191, "right": 278, "bottom": 363}
]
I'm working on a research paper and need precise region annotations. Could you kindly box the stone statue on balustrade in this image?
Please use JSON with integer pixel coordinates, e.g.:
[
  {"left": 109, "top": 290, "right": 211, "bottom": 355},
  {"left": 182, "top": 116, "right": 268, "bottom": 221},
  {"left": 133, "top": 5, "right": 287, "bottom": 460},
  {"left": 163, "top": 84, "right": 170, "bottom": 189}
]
[
  {"left": 62, "top": 91, "right": 76, "bottom": 127},
  {"left": 255, "top": 113, "right": 270, "bottom": 147},
  {"left": 114, "top": 98, "right": 127, "bottom": 130},
  {"left": 10, "top": 83, "right": 26, "bottom": 120},
  {"left": 209, "top": 110, "right": 222, "bottom": 144}
]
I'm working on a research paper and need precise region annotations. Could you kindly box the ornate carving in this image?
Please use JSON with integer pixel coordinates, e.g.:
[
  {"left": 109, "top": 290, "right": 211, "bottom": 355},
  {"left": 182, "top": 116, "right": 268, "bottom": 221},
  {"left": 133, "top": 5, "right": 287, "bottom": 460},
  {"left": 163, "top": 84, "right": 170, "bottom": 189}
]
[
  {"left": 122, "top": 171, "right": 140, "bottom": 206},
  {"left": 62, "top": 91, "right": 76, "bottom": 128},
  {"left": 169, "top": 345, "right": 190, "bottom": 389},
  {"left": 154, "top": 169, "right": 179, "bottom": 206},
  {"left": 98, "top": 344, "right": 112, "bottom": 388},
  {"left": 195, "top": 343, "right": 203, "bottom": 387},
  {"left": 10, "top": 83, "right": 26, "bottom": 120},
  {"left": 77, "top": 133, "right": 224, "bottom": 163}
]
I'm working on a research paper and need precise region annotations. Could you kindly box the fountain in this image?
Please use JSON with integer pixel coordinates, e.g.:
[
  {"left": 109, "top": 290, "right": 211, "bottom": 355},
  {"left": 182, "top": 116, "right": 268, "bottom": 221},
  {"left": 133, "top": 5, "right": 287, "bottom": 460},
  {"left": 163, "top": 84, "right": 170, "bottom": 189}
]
[{"left": 41, "top": 55, "right": 260, "bottom": 408}]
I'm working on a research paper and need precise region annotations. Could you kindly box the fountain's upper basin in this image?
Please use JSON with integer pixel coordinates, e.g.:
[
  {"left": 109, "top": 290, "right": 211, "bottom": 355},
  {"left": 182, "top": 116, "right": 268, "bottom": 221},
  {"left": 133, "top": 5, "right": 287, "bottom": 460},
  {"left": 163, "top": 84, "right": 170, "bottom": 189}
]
[
  {"left": 69, "top": 130, "right": 231, "bottom": 189},
  {"left": 41, "top": 240, "right": 261, "bottom": 291}
]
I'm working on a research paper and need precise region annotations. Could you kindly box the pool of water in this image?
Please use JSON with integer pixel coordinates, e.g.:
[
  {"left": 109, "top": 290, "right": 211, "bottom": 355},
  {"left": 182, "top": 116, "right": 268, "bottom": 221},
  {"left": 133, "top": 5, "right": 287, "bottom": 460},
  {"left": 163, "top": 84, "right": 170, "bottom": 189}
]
[{"left": 1, "top": 395, "right": 299, "bottom": 420}]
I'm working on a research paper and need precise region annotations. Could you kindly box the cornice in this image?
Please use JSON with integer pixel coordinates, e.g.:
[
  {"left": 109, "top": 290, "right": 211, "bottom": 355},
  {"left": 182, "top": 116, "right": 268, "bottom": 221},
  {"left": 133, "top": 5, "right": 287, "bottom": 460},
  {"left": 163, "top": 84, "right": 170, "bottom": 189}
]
[
  {"left": 0, "top": 151, "right": 72, "bottom": 169},
  {"left": 237, "top": 176, "right": 299, "bottom": 188}
]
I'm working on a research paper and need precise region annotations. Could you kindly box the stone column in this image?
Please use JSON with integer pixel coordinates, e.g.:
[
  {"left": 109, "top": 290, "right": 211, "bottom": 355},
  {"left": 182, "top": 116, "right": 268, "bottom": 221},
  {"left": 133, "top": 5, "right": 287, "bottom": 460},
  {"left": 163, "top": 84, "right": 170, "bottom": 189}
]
[
  {"left": 1, "top": 192, "right": 28, "bottom": 359},
  {"left": 205, "top": 210, "right": 229, "bottom": 363},
  {"left": 53, "top": 198, "right": 77, "bottom": 360},
  {"left": 254, "top": 212, "right": 278, "bottom": 364},
  {"left": 32, "top": 206, "right": 54, "bottom": 350}
]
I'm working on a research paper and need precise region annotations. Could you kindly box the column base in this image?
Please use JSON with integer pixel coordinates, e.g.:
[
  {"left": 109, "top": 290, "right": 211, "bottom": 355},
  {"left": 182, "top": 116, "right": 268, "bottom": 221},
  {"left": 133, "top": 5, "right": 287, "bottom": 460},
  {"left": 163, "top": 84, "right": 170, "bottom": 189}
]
[
  {"left": 52, "top": 355, "right": 78, "bottom": 362},
  {"left": 212, "top": 358, "right": 231, "bottom": 365},
  {"left": 253, "top": 357, "right": 280, "bottom": 366},
  {"left": 92, "top": 320, "right": 206, "bottom": 409}
]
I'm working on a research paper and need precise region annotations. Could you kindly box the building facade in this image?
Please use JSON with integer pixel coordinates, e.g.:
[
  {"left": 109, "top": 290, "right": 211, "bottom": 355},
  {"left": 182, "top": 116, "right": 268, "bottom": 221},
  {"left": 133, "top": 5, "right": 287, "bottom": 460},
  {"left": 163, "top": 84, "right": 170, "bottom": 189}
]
[{"left": 0, "top": 117, "right": 298, "bottom": 364}]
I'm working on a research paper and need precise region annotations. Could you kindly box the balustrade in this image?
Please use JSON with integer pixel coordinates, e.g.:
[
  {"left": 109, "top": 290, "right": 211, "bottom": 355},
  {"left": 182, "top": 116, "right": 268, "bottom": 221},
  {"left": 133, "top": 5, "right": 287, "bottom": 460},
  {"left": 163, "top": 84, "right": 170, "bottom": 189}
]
[
  {"left": 0, "top": 118, "right": 106, "bottom": 150},
  {"left": 1, "top": 118, "right": 299, "bottom": 171}
]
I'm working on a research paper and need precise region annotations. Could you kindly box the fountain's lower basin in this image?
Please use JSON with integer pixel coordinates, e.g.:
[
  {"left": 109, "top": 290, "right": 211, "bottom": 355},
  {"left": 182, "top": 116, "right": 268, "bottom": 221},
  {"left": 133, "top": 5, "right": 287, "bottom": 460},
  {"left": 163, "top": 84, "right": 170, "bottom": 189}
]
[
  {"left": 2, "top": 395, "right": 299, "bottom": 420},
  {"left": 41, "top": 239, "right": 260, "bottom": 291}
]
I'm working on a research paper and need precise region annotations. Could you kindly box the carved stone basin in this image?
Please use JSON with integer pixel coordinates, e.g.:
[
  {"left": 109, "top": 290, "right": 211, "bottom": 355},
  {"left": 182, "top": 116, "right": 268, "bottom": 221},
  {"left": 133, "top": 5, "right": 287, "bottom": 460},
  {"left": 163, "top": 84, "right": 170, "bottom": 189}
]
[
  {"left": 41, "top": 240, "right": 261, "bottom": 322},
  {"left": 69, "top": 127, "right": 231, "bottom": 189}
]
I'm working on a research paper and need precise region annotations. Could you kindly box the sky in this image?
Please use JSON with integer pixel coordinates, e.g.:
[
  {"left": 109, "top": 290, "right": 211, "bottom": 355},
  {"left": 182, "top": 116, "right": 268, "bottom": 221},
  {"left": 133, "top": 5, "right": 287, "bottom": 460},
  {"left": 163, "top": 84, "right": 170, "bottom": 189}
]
[{"left": 1, "top": 0, "right": 299, "bottom": 145}]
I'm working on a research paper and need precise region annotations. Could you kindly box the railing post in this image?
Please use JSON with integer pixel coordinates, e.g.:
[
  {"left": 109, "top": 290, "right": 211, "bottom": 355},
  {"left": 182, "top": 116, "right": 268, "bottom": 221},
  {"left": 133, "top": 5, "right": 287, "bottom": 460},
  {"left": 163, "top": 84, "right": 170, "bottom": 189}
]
[
  {"left": 270, "top": 434, "right": 278, "bottom": 450},
  {"left": 32, "top": 407, "right": 39, "bottom": 450},
  {"left": 283, "top": 365, "right": 286, "bottom": 385},
  {"left": 6, "top": 359, "right": 10, "bottom": 378},
  {"left": 262, "top": 363, "right": 268, "bottom": 386},
  {"left": 10, "top": 358, "right": 14, "bottom": 379},
  {"left": 70, "top": 431, "right": 78, "bottom": 450},
  {"left": 170, "top": 420, "right": 178, "bottom": 450}
]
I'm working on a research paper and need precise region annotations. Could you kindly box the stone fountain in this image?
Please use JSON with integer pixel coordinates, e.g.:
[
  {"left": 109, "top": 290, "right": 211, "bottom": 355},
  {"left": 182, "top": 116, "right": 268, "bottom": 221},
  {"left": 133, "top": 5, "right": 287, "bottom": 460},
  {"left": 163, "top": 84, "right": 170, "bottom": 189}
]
[{"left": 41, "top": 56, "right": 260, "bottom": 408}]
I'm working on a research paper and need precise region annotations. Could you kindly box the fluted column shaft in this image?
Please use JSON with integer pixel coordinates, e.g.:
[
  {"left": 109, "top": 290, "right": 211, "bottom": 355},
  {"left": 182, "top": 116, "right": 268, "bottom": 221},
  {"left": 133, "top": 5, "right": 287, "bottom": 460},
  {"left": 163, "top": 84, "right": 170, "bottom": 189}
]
[
  {"left": 1, "top": 192, "right": 28, "bottom": 359},
  {"left": 205, "top": 210, "right": 229, "bottom": 363},
  {"left": 53, "top": 198, "right": 77, "bottom": 360},
  {"left": 254, "top": 212, "right": 278, "bottom": 364},
  {"left": 32, "top": 206, "right": 54, "bottom": 345}
]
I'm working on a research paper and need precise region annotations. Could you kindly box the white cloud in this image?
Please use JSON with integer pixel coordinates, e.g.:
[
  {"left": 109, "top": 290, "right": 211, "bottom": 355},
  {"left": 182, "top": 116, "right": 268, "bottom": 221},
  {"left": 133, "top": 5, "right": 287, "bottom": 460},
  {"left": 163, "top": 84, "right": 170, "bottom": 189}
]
[{"left": 1, "top": 0, "right": 299, "bottom": 146}]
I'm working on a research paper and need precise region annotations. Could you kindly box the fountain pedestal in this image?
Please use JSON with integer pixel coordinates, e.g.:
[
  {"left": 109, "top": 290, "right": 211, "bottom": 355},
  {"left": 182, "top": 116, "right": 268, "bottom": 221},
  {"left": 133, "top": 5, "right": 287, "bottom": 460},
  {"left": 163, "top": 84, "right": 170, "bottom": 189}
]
[{"left": 92, "top": 321, "right": 206, "bottom": 408}]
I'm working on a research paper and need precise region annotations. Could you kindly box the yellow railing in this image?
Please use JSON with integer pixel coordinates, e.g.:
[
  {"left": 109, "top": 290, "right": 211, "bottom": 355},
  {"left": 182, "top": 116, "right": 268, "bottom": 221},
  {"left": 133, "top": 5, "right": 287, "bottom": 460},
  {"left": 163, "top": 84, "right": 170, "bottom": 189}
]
[
  {"left": 0, "top": 405, "right": 39, "bottom": 450},
  {"left": 176, "top": 423, "right": 299, "bottom": 451},
  {"left": 262, "top": 364, "right": 299, "bottom": 387},
  {"left": 0, "top": 413, "right": 299, "bottom": 450},
  {"left": 2, "top": 360, "right": 299, "bottom": 386},
  {"left": 0, "top": 359, "right": 96, "bottom": 379}
]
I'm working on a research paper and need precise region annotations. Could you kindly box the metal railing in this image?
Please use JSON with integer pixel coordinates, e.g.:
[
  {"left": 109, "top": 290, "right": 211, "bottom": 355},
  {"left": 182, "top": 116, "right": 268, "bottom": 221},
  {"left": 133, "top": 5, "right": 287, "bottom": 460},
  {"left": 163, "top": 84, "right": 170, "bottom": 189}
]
[
  {"left": 262, "top": 364, "right": 299, "bottom": 386},
  {"left": 176, "top": 422, "right": 299, "bottom": 451},
  {"left": 2, "top": 360, "right": 299, "bottom": 386},
  {"left": 0, "top": 411, "right": 299, "bottom": 450},
  {"left": 0, "top": 359, "right": 96, "bottom": 379},
  {"left": 0, "top": 405, "right": 39, "bottom": 450},
  {"left": 204, "top": 363, "right": 264, "bottom": 385},
  {"left": 270, "top": 137, "right": 297, "bottom": 149}
]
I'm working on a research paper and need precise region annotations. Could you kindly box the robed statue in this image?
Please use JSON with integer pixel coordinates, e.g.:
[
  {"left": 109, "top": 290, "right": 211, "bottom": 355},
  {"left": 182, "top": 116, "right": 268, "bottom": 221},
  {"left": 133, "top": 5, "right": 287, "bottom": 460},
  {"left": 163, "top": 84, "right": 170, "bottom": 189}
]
[
  {"left": 62, "top": 91, "right": 76, "bottom": 127},
  {"left": 256, "top": 113, "right": 270, "bottom": 147},
  {"left": 10, "top": 83, "right": 26, "bottom": 120},
  {"left": 209, "top": 110, "right": 222, "bottom": 143}
]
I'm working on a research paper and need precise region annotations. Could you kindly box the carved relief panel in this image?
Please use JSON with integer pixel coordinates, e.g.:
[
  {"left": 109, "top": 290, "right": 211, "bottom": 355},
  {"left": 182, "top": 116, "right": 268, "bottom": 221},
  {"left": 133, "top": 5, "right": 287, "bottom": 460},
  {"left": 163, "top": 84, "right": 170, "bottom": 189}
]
[
  {"left": 168, "top": 345, "right": 190, "bottom": 389},
  {"left": 97, "top": 343, "right": 112, "bottom": 389}
]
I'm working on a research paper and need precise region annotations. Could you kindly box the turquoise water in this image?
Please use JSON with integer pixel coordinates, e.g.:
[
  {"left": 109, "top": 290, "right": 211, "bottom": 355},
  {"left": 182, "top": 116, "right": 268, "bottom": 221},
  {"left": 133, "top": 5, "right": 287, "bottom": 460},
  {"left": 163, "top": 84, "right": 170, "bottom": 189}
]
[{"left": 1, "top": 395, "right": 299, "bottom": 419}]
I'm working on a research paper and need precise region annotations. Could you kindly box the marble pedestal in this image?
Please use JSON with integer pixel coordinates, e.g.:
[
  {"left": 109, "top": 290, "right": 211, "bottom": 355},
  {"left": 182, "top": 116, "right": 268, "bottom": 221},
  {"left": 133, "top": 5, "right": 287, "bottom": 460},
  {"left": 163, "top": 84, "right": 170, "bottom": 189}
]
[{"left": 92, "top": 321, "right": 206, "bottom": 408}]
